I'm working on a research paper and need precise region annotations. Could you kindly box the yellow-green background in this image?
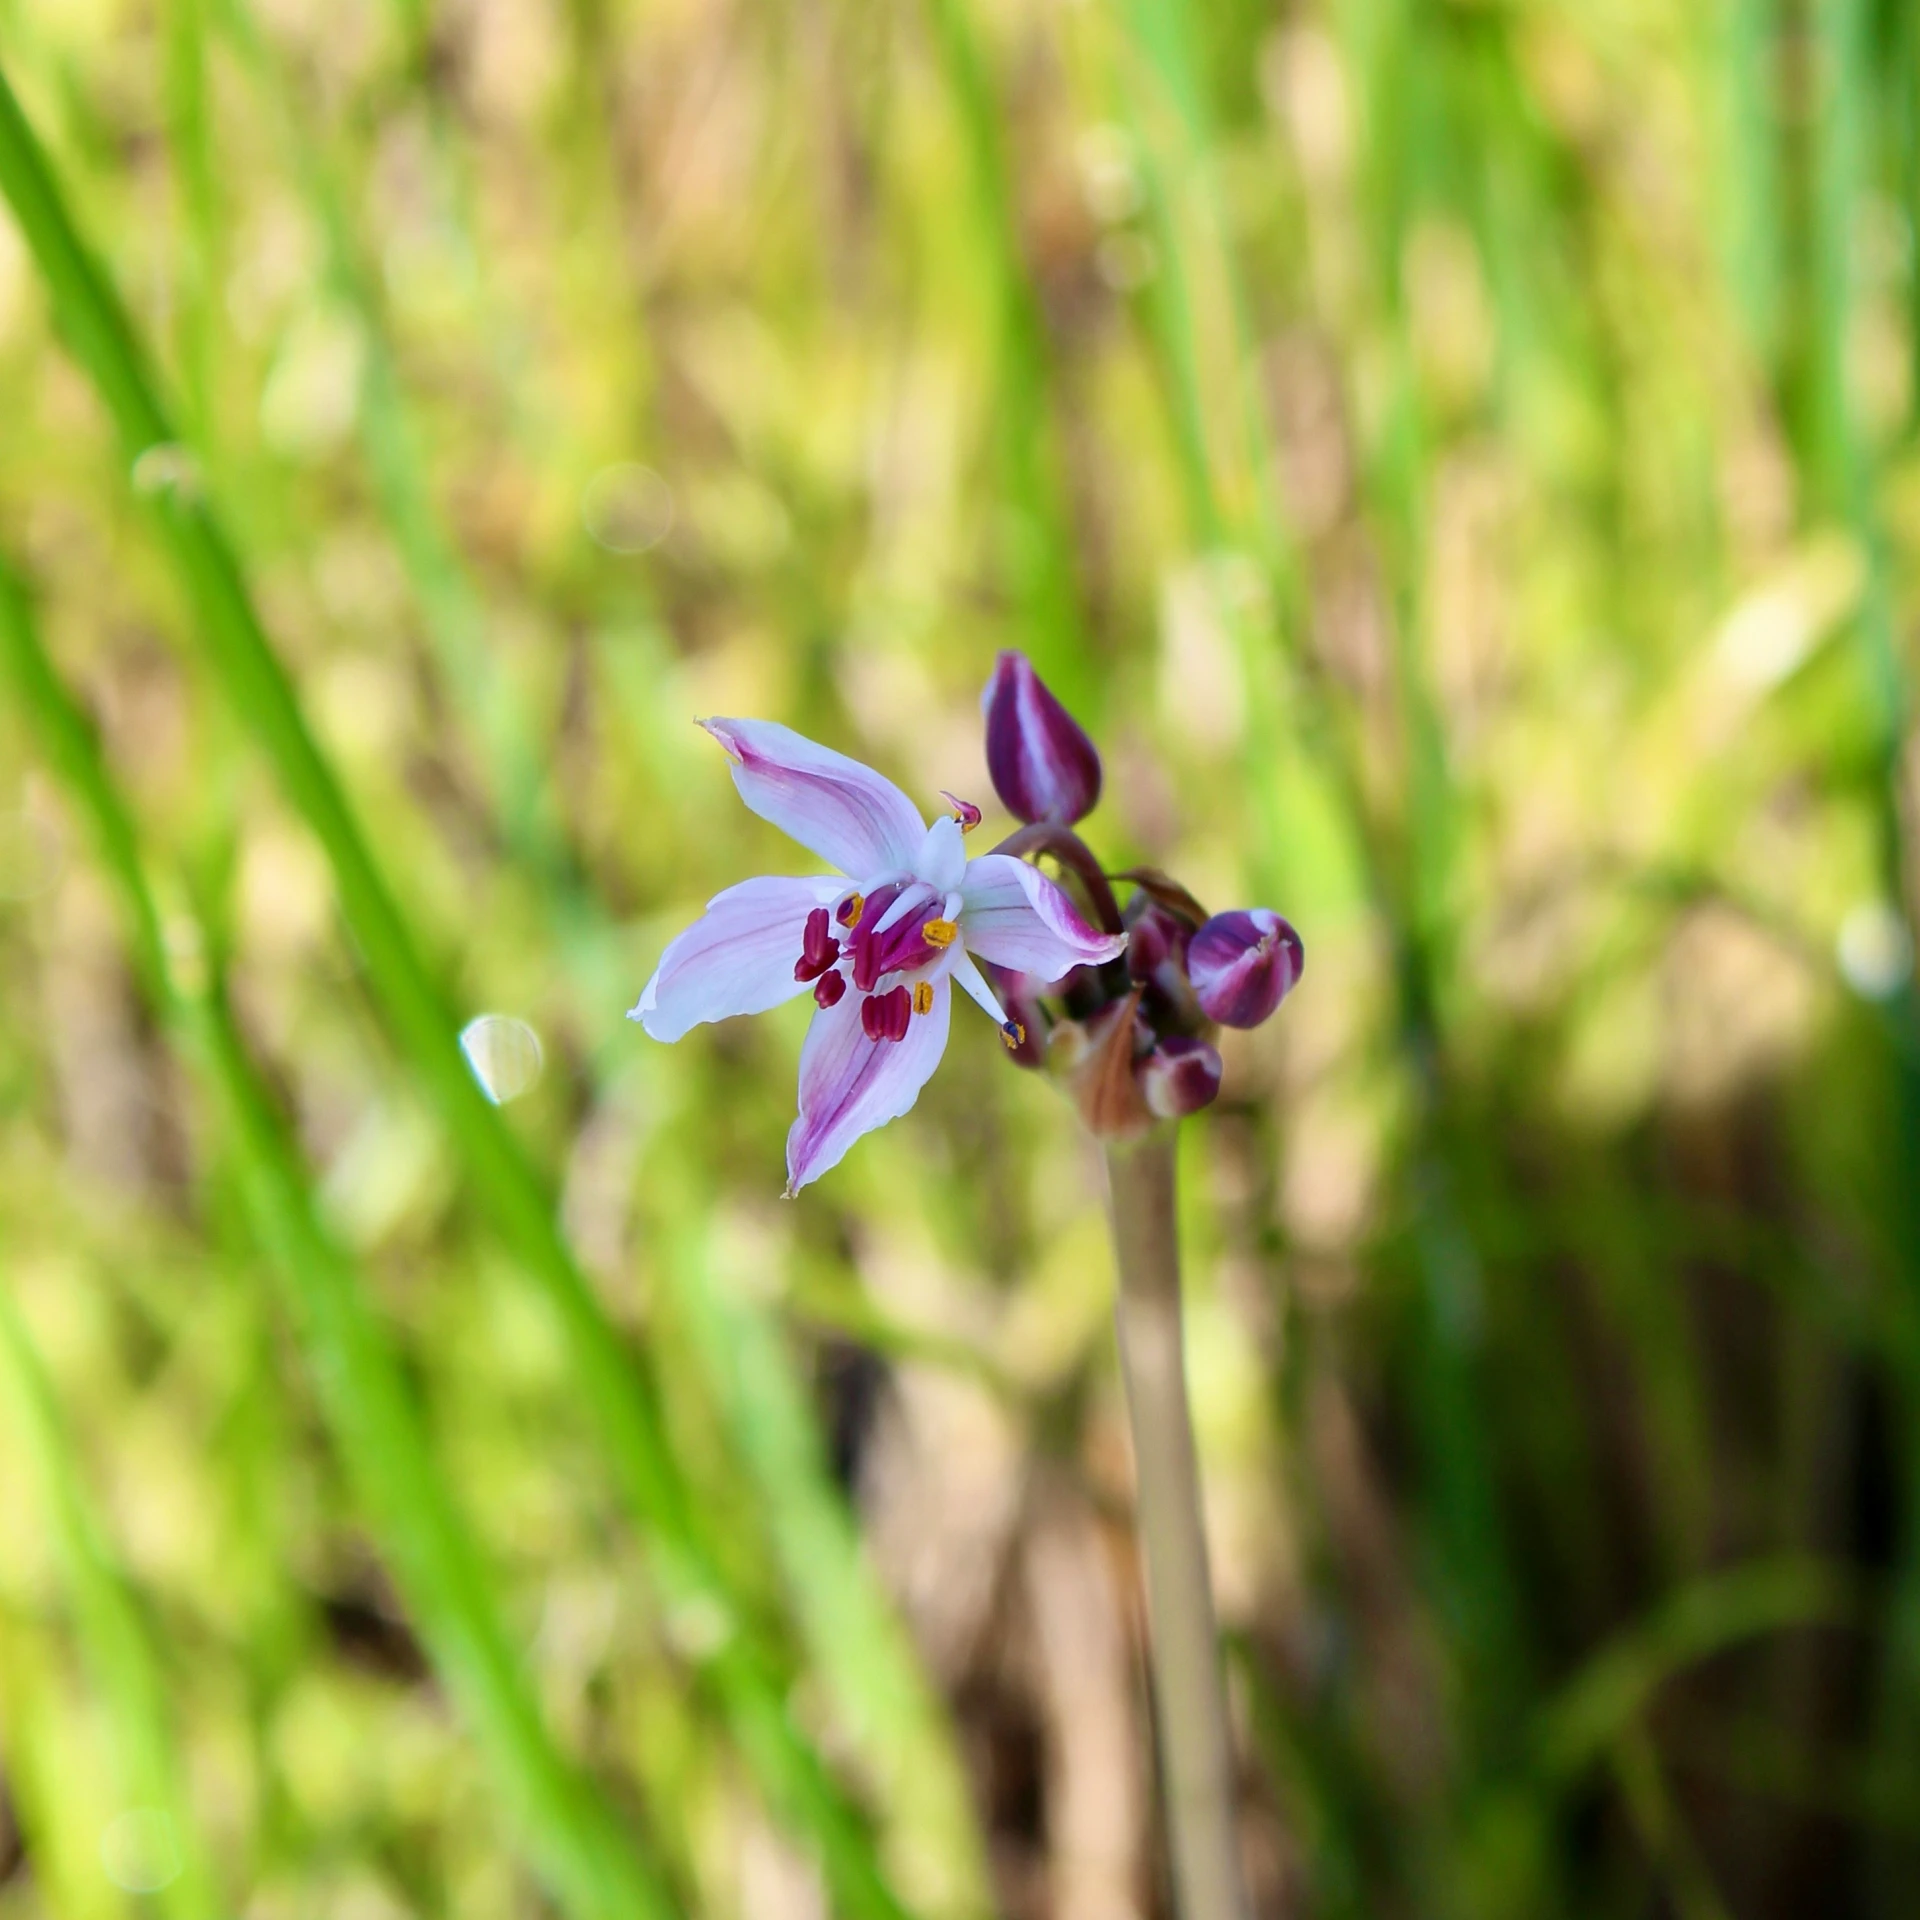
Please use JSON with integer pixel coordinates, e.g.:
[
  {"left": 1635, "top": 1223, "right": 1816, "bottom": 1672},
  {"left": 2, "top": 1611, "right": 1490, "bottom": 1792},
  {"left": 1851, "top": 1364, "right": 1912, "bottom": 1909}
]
[{"left": 0, "top": 0, "right": 1915, "bottom": 1913}]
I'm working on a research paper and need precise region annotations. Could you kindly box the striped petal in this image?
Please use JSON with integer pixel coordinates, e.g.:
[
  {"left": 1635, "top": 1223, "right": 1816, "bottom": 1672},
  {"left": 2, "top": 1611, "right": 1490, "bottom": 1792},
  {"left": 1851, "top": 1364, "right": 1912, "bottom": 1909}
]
[
  {"left": 959, "top": 855, "right": 1126, "bottom": 983},
  {"left": 630, "top": 875, "right": 844, "bottom": 1042},
  {"left": 703, "top": 718, "right": 926, "bottom": 878},
  {"left": 785, "top": 974, "right": 951, "bottom": 1192}
]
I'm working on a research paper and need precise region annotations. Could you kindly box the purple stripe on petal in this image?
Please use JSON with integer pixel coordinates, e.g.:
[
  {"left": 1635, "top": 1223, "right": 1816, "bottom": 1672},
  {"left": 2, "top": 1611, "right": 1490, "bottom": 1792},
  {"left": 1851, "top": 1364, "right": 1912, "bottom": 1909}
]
[
  {"left": 786, "top": 975, "right": 952, "bottom": 1192},
  {"left": 1188, "top": 909, "right": 1304, "bottom": 1029},
  {"left": 702, "top": 717, "right": 927, "bottom": 878}
]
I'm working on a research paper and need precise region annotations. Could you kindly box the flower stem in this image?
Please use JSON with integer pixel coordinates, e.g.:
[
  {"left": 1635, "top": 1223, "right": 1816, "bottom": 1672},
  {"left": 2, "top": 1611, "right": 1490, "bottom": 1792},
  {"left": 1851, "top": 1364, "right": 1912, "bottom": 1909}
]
[{"left": 1104, "top": 1130, "right": 1251, "bottom": 1920}]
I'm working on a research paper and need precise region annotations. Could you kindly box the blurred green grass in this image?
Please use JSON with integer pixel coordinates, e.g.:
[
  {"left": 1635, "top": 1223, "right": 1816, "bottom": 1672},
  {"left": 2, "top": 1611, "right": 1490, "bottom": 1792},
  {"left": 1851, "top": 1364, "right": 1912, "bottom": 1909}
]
[{"left": 4, "top": 0, "right": 1920, "bottom": 1914}]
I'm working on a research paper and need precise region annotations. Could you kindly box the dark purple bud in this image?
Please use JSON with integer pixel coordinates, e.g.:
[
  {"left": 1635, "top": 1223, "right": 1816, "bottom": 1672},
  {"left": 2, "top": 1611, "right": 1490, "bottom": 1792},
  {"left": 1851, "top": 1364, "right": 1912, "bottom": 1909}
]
[
  {"left": 1124, "top": 899, "right": 1193, "bottom": 987},
  {"left": 981, "top": 651, "right": 1102, "bottom": 826},
  {"left": 1141, "top": 1035, "right": 1223, "bottom": 1119},
  {"left": 1188, "top": 910, "right": 1303, "bottom": 1028}
]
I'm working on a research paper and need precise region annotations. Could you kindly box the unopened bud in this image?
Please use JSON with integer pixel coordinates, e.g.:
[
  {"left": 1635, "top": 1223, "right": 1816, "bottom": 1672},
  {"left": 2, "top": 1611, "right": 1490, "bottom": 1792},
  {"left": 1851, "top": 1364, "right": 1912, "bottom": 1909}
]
[
  {"left": 1188, "top": 909, "right": 1303, "bottom": 1028},
  {"left": 1125, "top": 898, "right": 1192, "bottom": 985},
  {"left": 1141, "top": 1035, "right": 1223, "bottom": 1118},
  {"left": 981, "top": 651, "right": 1102, "bottom": 826}
]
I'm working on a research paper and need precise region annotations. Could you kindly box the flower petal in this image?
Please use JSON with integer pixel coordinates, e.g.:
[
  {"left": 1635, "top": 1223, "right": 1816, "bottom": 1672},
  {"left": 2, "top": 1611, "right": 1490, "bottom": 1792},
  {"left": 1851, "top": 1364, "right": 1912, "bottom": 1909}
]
[
  {"left": 949, "top": 949, "right": 1012, "bottom": 1023},
  {"left": 703, "top": 718, "right": 926, "bottom": 878},
  {"left": 785, "top": 976, "right": 952, "bottom": 1192},
  {"left": 630, "top": 875, "right": 843, "bottom": 1042},
  {"left": 959, "top": 855, "right": 1126, "bottom": 982},
  {"left": 913, "top": 815, "right": 968, "bottom": 894}
]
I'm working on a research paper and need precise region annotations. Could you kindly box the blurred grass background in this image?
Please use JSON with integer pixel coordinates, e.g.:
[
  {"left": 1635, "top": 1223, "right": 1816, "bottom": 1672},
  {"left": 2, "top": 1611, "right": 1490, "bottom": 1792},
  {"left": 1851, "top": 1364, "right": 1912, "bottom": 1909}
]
[{"left": 1, "top": 0, "right": 1919, "bottom": 1913}]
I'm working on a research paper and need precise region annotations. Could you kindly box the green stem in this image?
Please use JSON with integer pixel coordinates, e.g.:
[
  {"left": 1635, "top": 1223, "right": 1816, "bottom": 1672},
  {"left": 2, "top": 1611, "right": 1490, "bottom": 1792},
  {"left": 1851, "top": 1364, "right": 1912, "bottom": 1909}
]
[{"left": 1104, "top": 1131, "right": 1250, "bottom": 1920}]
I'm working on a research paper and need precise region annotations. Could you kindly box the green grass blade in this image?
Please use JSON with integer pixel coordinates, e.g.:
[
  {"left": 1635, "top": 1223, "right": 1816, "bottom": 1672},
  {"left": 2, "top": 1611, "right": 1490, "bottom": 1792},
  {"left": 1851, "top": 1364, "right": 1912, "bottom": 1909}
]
[
  {"left": 923, "top": 0, "right": 1091, "bottom": 705},
  {"left": 0, "top": 64, "right": 916, "bottom": 1920},
  {"left": 207, "top": 0, "right": 559, "bottom": 867},
  {"left": 1535, "top": 1558, "right": 1861, "bottom": 1781},
  {"left": 0, "top": 1275, "right": 220, "bottom": 1920},
  {"left": 0, "top": 557, "right": 677, "bottom": 1920}
]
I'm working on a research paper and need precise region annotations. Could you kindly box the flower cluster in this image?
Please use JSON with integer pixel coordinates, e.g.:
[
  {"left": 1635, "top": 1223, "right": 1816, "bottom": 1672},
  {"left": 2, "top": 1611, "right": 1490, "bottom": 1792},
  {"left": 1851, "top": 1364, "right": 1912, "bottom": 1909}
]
[
  {"left": 976, "top": 652, "right": 1303, "bottom": 1137},
  {"left": 630, "top": 655, "right": 1301, "bottom": 1190}
]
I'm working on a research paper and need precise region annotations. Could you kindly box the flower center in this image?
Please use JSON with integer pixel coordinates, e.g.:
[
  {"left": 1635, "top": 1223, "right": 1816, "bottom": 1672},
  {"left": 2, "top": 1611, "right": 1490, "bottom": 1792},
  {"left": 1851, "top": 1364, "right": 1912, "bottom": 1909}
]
[
  {"left": 846, "top": 881, "right": 947, "bottom": 991},
  {"left": 797, "top": 885, "right": 953, "bottom": 1039}
]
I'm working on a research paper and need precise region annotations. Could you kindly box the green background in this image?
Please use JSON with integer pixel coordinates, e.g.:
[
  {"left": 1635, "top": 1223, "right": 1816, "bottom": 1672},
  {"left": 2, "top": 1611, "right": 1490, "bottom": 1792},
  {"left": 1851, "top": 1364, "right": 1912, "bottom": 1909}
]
[{"left": 0, "top": 0, "right": 1917, "bottom": 1913}]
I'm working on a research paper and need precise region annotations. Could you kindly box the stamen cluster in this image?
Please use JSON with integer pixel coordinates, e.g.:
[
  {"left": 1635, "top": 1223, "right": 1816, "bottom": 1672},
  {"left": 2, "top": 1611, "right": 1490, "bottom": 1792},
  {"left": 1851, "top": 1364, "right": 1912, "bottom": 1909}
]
[{"left": 792, "top": 881, "right": 964, "bottom": 1040}]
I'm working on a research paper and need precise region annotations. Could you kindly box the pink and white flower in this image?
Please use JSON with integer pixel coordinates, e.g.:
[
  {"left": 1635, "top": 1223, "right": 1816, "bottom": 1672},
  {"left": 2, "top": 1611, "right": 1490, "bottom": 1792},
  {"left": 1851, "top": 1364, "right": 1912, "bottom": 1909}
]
[{"left": 630, "top": 719, "right": 1127, "bottom": 1191}]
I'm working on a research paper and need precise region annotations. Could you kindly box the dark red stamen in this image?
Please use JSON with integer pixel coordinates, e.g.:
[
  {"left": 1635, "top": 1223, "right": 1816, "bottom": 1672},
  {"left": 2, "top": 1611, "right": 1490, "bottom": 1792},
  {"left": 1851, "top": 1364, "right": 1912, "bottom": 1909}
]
[
  {"left": 861, "top": 985, "right": 912, "bottom": 1042},
  {"left": 794, "top": 906, "right": 842, "bottom": 982},
  {"left": 813, "top": 970, "right": 847, "bottom": 1009}
]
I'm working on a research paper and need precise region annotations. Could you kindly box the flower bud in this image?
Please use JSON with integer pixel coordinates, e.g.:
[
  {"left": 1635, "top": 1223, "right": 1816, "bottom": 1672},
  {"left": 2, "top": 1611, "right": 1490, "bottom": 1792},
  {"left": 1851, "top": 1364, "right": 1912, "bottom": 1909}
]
[
  {"left": 1188, "top": 909, "right": 1303, "bottom": 1028},
  {"left": 1123, "top": 899, "right": 1189, "bottom": 983},
  {"left": 1141, "top": 1035, "right": 1223, "bottom": 1118},
  {"left": 981, "top": 651, "right": 1102, "bottom": 826}
]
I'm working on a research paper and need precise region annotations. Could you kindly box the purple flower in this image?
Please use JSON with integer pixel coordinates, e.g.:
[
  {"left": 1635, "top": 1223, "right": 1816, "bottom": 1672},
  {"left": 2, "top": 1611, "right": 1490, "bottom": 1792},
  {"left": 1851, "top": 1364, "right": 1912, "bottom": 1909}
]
[
  {"left": 1141, "top": 1035, "right": 1224, "bottom": 1119},
  {"left": 981, "top": 651, "right": 1103, "bottom": 826},
  {"left": 1187, "top": 909, "right": 1304, "bottom": 1028},
  {"left": 630, "top": 719, "right": 1127, "bottom": 1191}
]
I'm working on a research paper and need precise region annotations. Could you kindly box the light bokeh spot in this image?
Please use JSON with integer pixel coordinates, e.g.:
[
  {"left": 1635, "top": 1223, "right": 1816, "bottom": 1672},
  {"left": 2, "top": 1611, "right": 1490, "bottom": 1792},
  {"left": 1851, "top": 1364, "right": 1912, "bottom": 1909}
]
[
  {"left": 99, "top": 1809, "right": 181, "bottom": 1894},
  {"left": 460, "top": 1014, "right": 545, "bottom": 1104},
  {"left": 582, "top": 462, "right": 675, "bottom": 554},
  {"left": 1837, "top": 902, "right": 1913, "bottom": 1001}
]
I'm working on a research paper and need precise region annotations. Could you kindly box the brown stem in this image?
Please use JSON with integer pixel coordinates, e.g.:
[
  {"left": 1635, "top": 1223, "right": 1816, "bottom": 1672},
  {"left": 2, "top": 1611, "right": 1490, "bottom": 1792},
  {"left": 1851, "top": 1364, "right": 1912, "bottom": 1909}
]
[{"left": 1103, "top": 1130, "right": 1251, "bottom": 1920}]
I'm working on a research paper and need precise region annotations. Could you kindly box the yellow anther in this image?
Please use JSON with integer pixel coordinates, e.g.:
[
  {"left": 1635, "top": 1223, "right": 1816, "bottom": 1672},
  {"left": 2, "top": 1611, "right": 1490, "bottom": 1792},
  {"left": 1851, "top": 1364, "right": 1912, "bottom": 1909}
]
[
  {"left": 1000, "top": 1020, "right": 1026, "bottom": 1051},
  {"left": 837, "top": 891, "right": 865, "bottom": 929},
  {"left": 913, "top": 980, "right": 935, "bottom": 1015},
  {"left": 922, "top": 917, "right": 959, "bottom": 949}
]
